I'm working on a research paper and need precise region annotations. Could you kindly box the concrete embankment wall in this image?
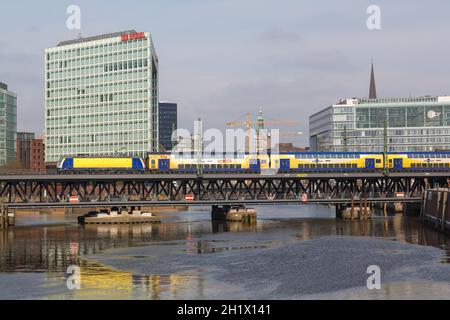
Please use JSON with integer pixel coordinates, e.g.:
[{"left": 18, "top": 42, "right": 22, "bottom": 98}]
[{"left": 421, "top": 189, "right": 450, "bottom": 234}]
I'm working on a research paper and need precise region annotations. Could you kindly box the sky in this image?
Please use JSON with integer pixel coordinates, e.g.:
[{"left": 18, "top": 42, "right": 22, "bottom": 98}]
[{"left": 1, "top": 0, "right": 450, "bottom": 147}]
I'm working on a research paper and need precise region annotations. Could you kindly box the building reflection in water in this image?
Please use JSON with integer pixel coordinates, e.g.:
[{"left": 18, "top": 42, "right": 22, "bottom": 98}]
[
  {"left": 0, "top": 210, "right": 448, "bottom": 298},
  {"left": 62, "top": 261, "right": 201, "bottom": 299}
]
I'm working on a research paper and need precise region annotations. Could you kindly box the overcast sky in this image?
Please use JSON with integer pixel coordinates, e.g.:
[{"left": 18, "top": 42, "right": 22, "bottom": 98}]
[{"left": 1, "top": 0, "right": 450, "bottom": 146}]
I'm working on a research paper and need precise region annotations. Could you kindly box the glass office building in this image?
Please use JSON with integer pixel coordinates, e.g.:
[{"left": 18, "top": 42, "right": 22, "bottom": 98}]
[
  {"left": 0, "top": 82, "right": 17, "bottom": 166},
  {"left": 158, "top": 102, "right": 177, "bottom": 151},
  {"left": 44, "top": 30, "right": 159, "bottom": 163},
  {"left": 309, "top": 96, "right": 450, "bottom": 152}
]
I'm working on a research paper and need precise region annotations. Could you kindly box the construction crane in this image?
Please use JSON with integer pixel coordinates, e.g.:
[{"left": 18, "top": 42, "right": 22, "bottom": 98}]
[{"left": 226, "top": 110, "right": 299, "bottom": 153}]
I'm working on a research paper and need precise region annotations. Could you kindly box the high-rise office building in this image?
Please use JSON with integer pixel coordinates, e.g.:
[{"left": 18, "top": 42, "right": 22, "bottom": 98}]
[
  {"left": 0, "top": 82, "right": 17, "bottom": 166},
  {"left": 158, "top": 102, "right": 177, "bottom": 151},
  {"left": 16, "top": 132, "right": 45, "bottom": 173},
  {"left": 44, "top": 30, "right": 159, "bottom": 163}
]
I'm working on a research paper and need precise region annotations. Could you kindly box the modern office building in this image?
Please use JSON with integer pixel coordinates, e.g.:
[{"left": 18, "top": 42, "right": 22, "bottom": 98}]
[
  {"left": 0, "top": 82, "right": 17, "bottom": 166},
  {"left": 16, "top": 132, "right": 45, "bottom": 173},
  {"left": 309, "top": 96, "right": 450, "bottom": 152},
  {"left": 44, "top": 30, "right": 159, "bottom": 163},
  {"left": 158, "top": 102, "right": 177, "bottom": 151}
]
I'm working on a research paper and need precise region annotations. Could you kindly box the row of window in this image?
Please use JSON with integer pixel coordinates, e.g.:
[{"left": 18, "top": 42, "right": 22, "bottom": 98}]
[
  {"left": 47, "top": 89, "right": 149, "bottom": 101},
  {"left": 47, "top": 66, "right": 149, "bottom": 81},
  {"left": 345, "top": 137, "right": 450, "bottom": 145},
  {"left": 47, "top": 102, "right": 150, "bottom": 116},
  {"left": 411, "top": 163, "right": 450, "bottom": 168},
  {"left": 294, "top": 154, "right": 361, "bottom": 159},
  {"left": 47, "top": 83, "right": 149, "bottom": 99},
  {"left": 47, "top": 71, "right": 149, "bottom": 90},
  {"left": 47, "top": 49, "right": 148, "bottom": 70},
  {"left": 46, "top": 115, "right": 149, "bottom": 126},
  {"left": 299, "top": 164, "right": 358, "bottom": 169},
  {"left": 46, "top": 122, "right": 150, "bottom": 134},
  {"left": 47, "top": 38, "right": 148, "bottom": 61}
]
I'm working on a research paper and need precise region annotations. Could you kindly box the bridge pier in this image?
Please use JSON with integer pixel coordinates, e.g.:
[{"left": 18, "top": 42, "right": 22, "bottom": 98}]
[
  {"left": 0, "top": 205, "right": 14, "bottom": 228},
  {"left": 211, "top": 205, "right": 257, "bottom": 222}
]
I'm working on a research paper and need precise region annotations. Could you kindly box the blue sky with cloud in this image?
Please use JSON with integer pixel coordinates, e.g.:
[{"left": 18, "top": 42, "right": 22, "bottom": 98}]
[{"left": 1, "top": 0, "right": 450, "bottom": 146}]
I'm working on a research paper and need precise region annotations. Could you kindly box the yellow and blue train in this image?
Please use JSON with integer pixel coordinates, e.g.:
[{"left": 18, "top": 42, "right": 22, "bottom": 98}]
[{"left": 57, "top": 152, "right": 450, "bottom": 173}]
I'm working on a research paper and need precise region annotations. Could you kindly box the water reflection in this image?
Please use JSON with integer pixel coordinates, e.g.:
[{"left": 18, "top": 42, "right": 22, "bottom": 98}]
[
  {"left": 0, "top": 207, "right": 449, "bottom": 299},
  {"left": 57, "top": 261, "right": 201, "bottom": 300}
]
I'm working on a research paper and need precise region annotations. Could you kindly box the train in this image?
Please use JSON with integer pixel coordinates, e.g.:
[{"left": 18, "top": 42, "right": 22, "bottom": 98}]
[{"left": 57, "top": 151, "right": 450, "bottom": 173}]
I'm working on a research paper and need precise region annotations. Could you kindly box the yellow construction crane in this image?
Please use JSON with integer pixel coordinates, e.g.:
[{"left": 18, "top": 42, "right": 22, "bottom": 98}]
[{"left": 226, "top": 111, "right": 299, "bottom": 153}]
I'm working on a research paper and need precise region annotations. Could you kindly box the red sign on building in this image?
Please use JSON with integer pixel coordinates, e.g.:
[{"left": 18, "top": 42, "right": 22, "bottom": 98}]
[{"left": 121, "top": 32, "right": 145, "bottom": 41}]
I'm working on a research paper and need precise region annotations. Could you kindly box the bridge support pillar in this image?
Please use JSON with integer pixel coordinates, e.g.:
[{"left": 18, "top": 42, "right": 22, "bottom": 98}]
[{"left": 211, "top": 205, "right": 256, "bottom": 223}]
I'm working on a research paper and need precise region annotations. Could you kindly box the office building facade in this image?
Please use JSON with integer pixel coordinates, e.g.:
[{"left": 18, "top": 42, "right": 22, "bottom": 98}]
[
  {"left": 158, "top": 102, "right": 177, "bottom": 151},
  {"left": 44, "top": 30, "right": 159, "bottom": 163},
  {"left": 16, "top": 132, "right": 45, "bottom": 173},
  {"left": 310, "top": 96, "right": 450, "bottom": 152},
  {"left": 0, "top": 82, "right": 17, "bottom": 166}
]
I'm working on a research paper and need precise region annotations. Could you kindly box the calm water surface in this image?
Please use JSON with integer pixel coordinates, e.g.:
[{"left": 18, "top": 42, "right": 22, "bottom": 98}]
[{"left": 0, "top": 205, "right": 449, "bottom": 299}]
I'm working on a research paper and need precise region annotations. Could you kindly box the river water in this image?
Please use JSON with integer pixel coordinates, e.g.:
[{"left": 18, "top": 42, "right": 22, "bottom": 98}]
[{"left": 0, "top": 205, "right": 449, "bottom": 299}]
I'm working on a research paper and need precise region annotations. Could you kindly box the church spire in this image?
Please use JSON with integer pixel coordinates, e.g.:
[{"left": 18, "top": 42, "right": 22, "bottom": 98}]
[{"left": 369, "top": 59, "right": 377, "bottom": 99}]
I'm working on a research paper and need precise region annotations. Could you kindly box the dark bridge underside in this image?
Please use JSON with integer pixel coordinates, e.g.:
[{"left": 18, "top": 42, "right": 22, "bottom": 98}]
[{"left": 0, "top": 173, "right": 448, "bottom": 207}]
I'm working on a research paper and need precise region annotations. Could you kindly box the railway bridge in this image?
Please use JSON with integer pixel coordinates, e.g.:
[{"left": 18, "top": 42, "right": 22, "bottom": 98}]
[{"left": 0, "top": 172, "right": 448, "bottom": 208}]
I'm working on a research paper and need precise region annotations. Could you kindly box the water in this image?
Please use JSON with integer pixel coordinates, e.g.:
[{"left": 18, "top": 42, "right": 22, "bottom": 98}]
[{"left": 0, "top": 205, "right": 449, "bottom": 299}]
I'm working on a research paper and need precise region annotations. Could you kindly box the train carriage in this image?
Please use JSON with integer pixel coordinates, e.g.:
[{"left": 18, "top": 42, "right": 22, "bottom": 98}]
[
  {"left": 272, "top": 152, "right": 384, "bottom": 172},
  {"left": 147, "top": 152, "right": 269, "bottom": 173},
  {"left": 386, "top": 152, "right": 450, "bottom": 171}
]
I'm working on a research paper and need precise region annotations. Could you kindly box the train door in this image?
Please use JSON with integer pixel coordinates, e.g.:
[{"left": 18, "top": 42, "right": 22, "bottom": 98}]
[
  {"left": 249, "top": 159, "right": 261, "bottom": 171},
  {"left": 365, "top": 158, "right": 375, "bottom": 170},
  {"left": 393, "top": 158, "right": 403, "bottom": 170},
  {"left": 158, "top": 159, "right": 170, "bottom": 171},
  {"left": 280, "top": 159, "right": 290, "bottom": 171}
]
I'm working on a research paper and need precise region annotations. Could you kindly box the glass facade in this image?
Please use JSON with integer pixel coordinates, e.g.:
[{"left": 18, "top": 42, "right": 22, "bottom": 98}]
[
  {"left": 158, "top": 102, "right": 177, "bottom": 151},
  {"left": 0, "top": 83, "right": 17, "bottom": 166},
  {"left": 309, "top": 96, "right": 450, "bottom": 152},
  {"left": 44, "top": 31, "right": 158, "bottom": 163}
]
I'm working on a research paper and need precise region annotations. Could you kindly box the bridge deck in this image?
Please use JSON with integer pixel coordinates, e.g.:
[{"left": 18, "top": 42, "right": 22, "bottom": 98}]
[{"left": 0, "top": 171, "right": 448, "bottom": 182}]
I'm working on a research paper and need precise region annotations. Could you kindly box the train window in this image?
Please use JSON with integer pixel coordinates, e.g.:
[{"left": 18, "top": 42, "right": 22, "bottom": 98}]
[
  {"left": 211, "top": 164, "right": 216, "bottom": 169},
  {"left": 230, "top": 164, "right": 235, "bottom": 169},
  {"left": 376, "top": 159, "right": 381, "bottom": 164},
  {"left": 446, "top": 164, "right": 449, "bottom": 168},
  {"left": 192, "top": 164, "right": 197, "bottom": 169},
  {"left": 151, "top": 159, "right": 155, "bottom": 164},
  {"left": 185, "top": 164, "right": 191, "bottom": 169},
  {"left": 223, "top": 164, "right": 229, "bottom": 169},
  {"left": 298, "top": 164, "right": 304, "bottom": 168},
  {"left": 411, "top": 164, "right": 416, "bottom": 168},
  {"left": 317, "top": 164, "right": 322, "bottom": 168},
  {"left": 204, "top": 164, "right": 210, "bottom": 169},
  {"left": 217, "top": 164, "right": 223, "bottom": 169},
  {"left": 439, "top": 164, "right": 444, "bottom": 168},
  {"left": 178, "top": 164, "right": 184, "bottom": 169},
  {"left": 304, "top": 164, "right": 310, "bottom": 168},
  {"left": 340, "top": 164, "right": 345, "bottom": 168},
  {"left": 237, "top": 164, "right": 241, "bottom": 168},
  {"left": 352, "top": 164, "right": 357, "bottom": 168}
]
